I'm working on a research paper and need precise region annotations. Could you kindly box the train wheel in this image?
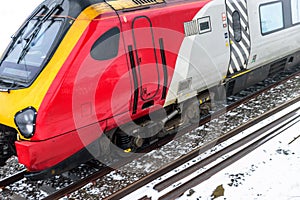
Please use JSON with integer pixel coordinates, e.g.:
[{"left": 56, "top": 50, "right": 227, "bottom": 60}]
[
  {"left": 183, "top": 99, "right": 200, "bottom": 124},
  {"left": 200, "top": 103, "right": 211, "bottom": 116}
]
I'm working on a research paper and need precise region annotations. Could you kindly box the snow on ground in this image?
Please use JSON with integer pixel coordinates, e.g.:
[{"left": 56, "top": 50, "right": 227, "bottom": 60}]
[
  {"left": 0, "top": 1, "right": 42, "bottom": 55},
  {"left": 122, "top": 103, "right": 300, "bottom": 200},
  {"left": 178, "top": 111, "right": 300, "bottom": 200}
]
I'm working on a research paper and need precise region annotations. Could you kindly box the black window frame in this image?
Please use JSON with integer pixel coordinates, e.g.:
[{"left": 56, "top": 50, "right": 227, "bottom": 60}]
[{"left": 197, "top": 16, "right": 212, "bottom": 34}]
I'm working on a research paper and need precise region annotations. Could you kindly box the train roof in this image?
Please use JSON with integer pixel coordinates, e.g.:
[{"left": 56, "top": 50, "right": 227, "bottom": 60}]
[
  {"left": 38, "top": 0, "right": 165, "bottom": 19},
  {"left": 106, "top": 0, "right": 165, "bottom": 11},
  {"left": 37, "top": 0, "right": 207, "bottom": 19}
]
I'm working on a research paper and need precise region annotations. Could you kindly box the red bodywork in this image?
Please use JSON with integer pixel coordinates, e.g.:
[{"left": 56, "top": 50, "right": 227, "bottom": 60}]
[{"left": 15, "top": 0, "right": 211, "bottom": 171}]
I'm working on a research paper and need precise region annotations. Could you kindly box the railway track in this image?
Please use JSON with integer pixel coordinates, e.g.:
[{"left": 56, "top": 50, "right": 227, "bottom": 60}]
[
  {"left": 158, "top": 103, "right": 300, "bottom": 199},
  {"left": 0, "top": 169, "right": 26, "bottom": 188},
  {"left": 105, "top": 96, "right": 300, "bottom": 199},
  {"left": 0, "top": 68, "right": 300, "bottom": 199}
]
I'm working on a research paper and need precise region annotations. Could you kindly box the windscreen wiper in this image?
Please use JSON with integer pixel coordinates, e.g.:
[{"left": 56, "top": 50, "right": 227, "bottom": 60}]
[
  {"left": 0, "top": 78, "right": 26, "bottom": 93},
  {"left": 0, "top": 5, "right": 48, "bottom": 66},
  {"left": 17, "top": 4, "right": 63, "bottom": 64}
]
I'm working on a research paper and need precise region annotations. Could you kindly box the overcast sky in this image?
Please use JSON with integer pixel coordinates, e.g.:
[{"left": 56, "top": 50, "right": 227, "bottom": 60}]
[{"left": 0, "top": 1, "right": 43, "bottom": 54}]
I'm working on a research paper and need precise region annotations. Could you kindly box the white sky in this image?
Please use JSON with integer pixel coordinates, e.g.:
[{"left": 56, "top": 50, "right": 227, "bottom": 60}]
[{"left": 0, "top": 1, "right": 43, "bottom": 55}]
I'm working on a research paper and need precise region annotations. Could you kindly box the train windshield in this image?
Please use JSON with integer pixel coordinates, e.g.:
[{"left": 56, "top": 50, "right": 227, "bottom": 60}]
[{"left": 0, "top": 18, "right": 63, "bottom": 87}]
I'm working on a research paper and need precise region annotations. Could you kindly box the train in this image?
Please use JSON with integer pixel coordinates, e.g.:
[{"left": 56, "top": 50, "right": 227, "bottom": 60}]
[{"left": 0, "top": 0, "right": 300, "bottom": 179}]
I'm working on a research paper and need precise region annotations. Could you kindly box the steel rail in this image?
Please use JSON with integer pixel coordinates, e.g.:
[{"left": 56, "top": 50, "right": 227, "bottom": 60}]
[
  {"left": 106, "top": 95, "right": 300, "bottom": 200},
  {"left": 155, "top": 108, "right": 300, "bottom": 192},
  {"left": 160, "top": 106, "right": 300, "bottom": 200},
  {"left": 0, "top": 169, "right": 26, "bottom": 188}
]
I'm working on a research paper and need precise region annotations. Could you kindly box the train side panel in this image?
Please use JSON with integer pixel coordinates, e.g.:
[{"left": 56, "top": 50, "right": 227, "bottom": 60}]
[
  {"left": 165, "top": 0, "right": 230, "bottom": 105},
  {"left": 116, "top": 1, "right": 212, "bottom": 118}
]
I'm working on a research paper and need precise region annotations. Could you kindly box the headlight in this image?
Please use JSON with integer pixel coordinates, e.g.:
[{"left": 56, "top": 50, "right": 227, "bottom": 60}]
[{"left": 14, "top": 107, "right": 37, "bottom": 139}]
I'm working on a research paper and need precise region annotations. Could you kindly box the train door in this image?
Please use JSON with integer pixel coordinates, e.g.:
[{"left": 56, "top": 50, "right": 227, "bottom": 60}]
[
  {"left": 121, "top": 15, "right": 163, "bottom": 115},
  {"left": 225, "top": 0, "right": 251, "bottom": 75},
  {"left": 132, "top": 16, "right": 160, "bottom": 102}
]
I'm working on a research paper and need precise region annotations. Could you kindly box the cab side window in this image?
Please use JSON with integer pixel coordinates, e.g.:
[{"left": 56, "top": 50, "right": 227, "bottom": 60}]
[{"left": 91, "top": 27, "right": 120, "bottom": 60}]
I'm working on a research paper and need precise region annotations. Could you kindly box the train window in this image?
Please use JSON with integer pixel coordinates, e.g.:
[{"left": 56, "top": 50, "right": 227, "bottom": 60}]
[
  {"left": 197, "top": 16, "right": 211, "bottom": 34},
  {"left": 259, "top": 2, "right": 284, "bottom": 35},
  {"left": 91, "top": 27, "right": 120, "bottom": 60},
  {"left": 232, "top": 11, "right": 242, "bottom": 42},
  {"left": 291, "top": 0, "right": 300, "bottom": 24}
]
